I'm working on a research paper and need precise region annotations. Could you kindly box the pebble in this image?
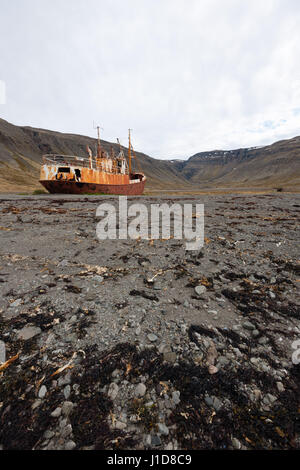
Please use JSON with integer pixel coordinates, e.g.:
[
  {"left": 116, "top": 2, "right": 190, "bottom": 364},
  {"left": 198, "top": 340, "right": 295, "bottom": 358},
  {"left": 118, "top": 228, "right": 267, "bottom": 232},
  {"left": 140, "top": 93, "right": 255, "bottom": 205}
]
[
  {"left": 135, "top": 326, "right": 141, "bottom": 335},
  {"left": 58, "top": 371, "right": 72, "bottom": 387},
  {"left": 135, "top": 383, "right": 147, "bottom": 397},
  {"left": 180, "top": 324, "right": 188, "bottom": 335},
  {"left": 205, "top": 396, "right": 214, "bottom": 407},
  {"left": 265, "top": 393, "right": 277, "bottom": 404},
  {"left": 171, "top": 391, "right": 181, "bottom": 405},
  {"left": 92, "top": 275, "right": 104, "bottom": 283},
  {"left": 151, "top": 434, "right": 162, "bottom": 447},
  {"left": 208, "top": 365, "right": 219, "bottom": 375},
  {"left": 64, "top": 385, "right": 71, "bottom": 400},
  {"left": 10, "top": 298, "right": 22, "bottom": 307},
  {"left": 51, "top": 407, "right": 62, "bottom": 418},
  {"left": 195, "top": 285, "right": 207, "bottom": 296},
  {"left": 115, "top": 421, "right": 127, "bottom": 430},
  {"left": 258, "top": 336, "right": 269, "bottom": 345},
  {"left": 61, "top": 424, "right": 72, "bottom": 438},
  {"left": 242, "top": 321, "right": 256, "bottom": 331},
  {"left": 276, "top": 382, "right": 285, "bottom": 393},
  {"left": 108, "top": 383, "right": 119, "bottom": 400},
  {"left": 212, "top": 397, "right": 222, "bottom": 411},
  {"left": 157, "top": 423, "right": 169, "bottom": 436},
  {"left": 44, "top": 430, "right": 54, "bottom": 440},
  {"left": 65, "top": 441, "right": 76, "bottom": 450},
  {"left": 0, "top": 340, "right": 5, "bottom": 364},
  {"left": 38, "top": 385, "right": 47, "bottom": 399},
  {"left": 232, "top": 437, "right": 242, "bottom": 449},
  {"left": 32, "top": 399, "right": 42, "bottom": 410},
  {"left": 163, "top": 351, "right": 177, "bottom": 363},
  {"left": 61, "top": 401, "right": 74, "bottom": 417},
  {"left": 147, "top": 333, "right": 158, "bottom": 342},
  {"left": 16, "top": 326, "right": 41, "bottom": 340},
  {"left": 217, "top": 356, "right": 230, "bottom": 367}
]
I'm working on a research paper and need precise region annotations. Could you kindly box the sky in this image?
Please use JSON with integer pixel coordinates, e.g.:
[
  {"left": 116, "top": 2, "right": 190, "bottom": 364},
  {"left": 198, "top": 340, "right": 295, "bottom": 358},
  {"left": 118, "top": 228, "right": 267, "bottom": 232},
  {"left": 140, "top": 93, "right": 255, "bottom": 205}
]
[{"left": 1, "top": 0, "right": 300, "bottom": 159}]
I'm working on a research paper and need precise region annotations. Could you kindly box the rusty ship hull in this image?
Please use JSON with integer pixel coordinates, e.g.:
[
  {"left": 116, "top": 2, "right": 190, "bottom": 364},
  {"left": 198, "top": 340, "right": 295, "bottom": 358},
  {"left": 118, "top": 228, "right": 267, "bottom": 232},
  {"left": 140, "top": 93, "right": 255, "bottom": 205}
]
[
  {"left": 39, "top": 154, "right": 146, "bottom": 196},
  {"left": 40, "top": 177, "right": 146, "bottom": 195}
]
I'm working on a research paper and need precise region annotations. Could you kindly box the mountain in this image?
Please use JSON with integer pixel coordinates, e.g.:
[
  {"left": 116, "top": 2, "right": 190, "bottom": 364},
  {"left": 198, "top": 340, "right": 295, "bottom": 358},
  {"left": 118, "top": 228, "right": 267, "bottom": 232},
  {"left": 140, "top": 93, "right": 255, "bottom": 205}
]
[
  {"left": 0, "top": 117, "right": 299, "bottom": 192},
  {"left": 0, "top": 118, "right": 190, "bottom": 193},
  {"left": 170, "top": 139, "right": 300, "bottom": 189}
]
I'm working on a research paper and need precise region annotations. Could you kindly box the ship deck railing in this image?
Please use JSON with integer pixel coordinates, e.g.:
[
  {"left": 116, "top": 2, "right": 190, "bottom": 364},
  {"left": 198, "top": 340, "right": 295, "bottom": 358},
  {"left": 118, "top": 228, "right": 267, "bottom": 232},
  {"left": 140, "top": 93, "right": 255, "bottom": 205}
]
[{"left": 42, "top": 154, "right": 130, "bottom": 175}]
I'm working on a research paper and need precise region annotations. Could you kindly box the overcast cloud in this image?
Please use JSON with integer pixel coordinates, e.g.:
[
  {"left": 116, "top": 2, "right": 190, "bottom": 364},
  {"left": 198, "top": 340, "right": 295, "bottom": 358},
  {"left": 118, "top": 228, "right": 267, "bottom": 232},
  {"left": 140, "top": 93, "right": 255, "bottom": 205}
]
[{"left": 1, "top": 0, "right": 300, "bottom": 159}]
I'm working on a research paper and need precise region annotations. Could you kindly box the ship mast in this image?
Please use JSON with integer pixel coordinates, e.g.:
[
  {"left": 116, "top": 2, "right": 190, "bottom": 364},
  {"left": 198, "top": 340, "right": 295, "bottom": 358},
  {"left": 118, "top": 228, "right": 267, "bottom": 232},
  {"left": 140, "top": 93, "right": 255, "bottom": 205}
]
[
  {"left": 97, "top": 126, "right": 101, "bottom": 158},
  {"left": 128, "top": 129, "right": 132, "bottom": 176}
]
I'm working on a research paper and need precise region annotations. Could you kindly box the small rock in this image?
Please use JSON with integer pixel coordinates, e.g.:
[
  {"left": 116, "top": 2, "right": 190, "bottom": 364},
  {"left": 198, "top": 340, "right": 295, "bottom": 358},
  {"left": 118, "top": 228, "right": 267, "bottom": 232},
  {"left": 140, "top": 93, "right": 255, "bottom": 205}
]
[
  {"left": 208, "top": 365, "right": 219, "bottom": 375},
  {"left": 242, "top": 321, "right": 256, "bottom": 331},
  {"left": 0, "top": 340, "right": 5, "bottom": 364},
  {"left": 43, "top": 430, "right": 55, "bottom": 440},
  {"left": 58, "top": 371, "right": 72, "bottom": 387},
  {"left": 265, "top": 393, "right": 277, "bottom": 404},
  {"left": 61, "top": 401, "right": 74, "bottom": 417},
  {"left": 64, "top": 385, "right": 71, "bottom": 400},
  {"left": 38, "top": 385, "right": 47, "bottom": 399},
  {"left": 157, "top": 423, "right": 169, "bottom": 436},
  {"left": 258, "top": 336, "right": 269, "bottom": 345},
  {"left": 163, "top": 351, "right": 177, "bottom": 363},
  {"left": 10, "top": 299, "right": 22, "bottom": 307},
  {"left": 16, "top": 326, "right": 41, "bottom": 340},
  {"left": 65, "top": 441, "right": 76, "bottom": 450},
  {"left": 135, "top": 383, "right": 147, "bottom": 398},
  {"left": 51, "top": 407, "right": 62, "bottom": 418},
  {"left": 232, "top": 437, "right": 242, "bottom": 449},
  {"left": 195, "top": 285, "right": 206, "bottom": 296},
  {"left": 92, "top": 275, "right": 104, "bottom": 283},
  {"left": 205, "top": 396, "right": 214, "bottom": 407},
  {"left": 212, "top": 397, "right": 222, "bottom": 411},
  {"left": 32, "top": 399, "right": 42, "bottom": 410},
  {"left": 61, "top": 424, "right": 72, "bottom": 438},
  {"left": 276, "top": 382, "right": 285, "bottom": 393},
  {"left": 180, "top": 324, "right": 188, "bottom": 335},
  {"left": 58, "top": 260, "right": 69, "bottom": 267},
  {"left": 108, "top": 383, "right": 119, "bottom": 400},
  {"left": 135, "top": 326, "right": 141, "bottom": 335},
  {"left": 250, "top": 357, "right": 260, "bottom": 366},
  {"left": 115, "top": 421, "right": 127, "bottom": 430},
  {"left": 147, "top": 333, "right": 158, "bottom": 342},
  {"left": 112, "top": 369, "right": 120, "bottom": 378},
  {"left": 216, "top": 356, "right": 230, "bottom": 367},
  {"left": 171, "top": 391, "right": 181, "bottom": 405},
  {"left": 151, "top": 434, "right": 162, "bottom": 447}
]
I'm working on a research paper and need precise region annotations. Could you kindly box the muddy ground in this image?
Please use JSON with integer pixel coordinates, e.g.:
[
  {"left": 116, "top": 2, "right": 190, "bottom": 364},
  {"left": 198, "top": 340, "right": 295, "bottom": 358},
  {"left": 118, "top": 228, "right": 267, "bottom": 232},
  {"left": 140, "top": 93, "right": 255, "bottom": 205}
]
[{"left": 0, "top": 193, "right": 299, "bottom": 450}]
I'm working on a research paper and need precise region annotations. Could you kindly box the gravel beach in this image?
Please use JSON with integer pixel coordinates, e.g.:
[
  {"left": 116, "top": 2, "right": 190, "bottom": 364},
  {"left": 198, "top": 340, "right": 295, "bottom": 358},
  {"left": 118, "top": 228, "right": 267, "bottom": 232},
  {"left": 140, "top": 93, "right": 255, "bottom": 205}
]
[{"left": 0, "top": 193, "right": 299, "bottom": 450}]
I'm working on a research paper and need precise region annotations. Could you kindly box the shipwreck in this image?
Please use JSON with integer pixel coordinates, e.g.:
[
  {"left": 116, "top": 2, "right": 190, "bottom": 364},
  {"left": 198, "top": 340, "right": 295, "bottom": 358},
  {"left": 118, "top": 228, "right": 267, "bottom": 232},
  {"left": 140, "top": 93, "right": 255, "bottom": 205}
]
[{"left": 39, "top": 128, "right": 146, "bottom": 195}]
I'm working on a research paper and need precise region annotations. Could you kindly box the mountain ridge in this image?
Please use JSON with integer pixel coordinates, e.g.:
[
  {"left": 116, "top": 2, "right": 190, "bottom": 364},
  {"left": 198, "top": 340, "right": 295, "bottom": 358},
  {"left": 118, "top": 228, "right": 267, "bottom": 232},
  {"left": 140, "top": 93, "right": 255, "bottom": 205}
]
[{"left": 0, "top": 117, "right": 299, "bottom": 192}]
